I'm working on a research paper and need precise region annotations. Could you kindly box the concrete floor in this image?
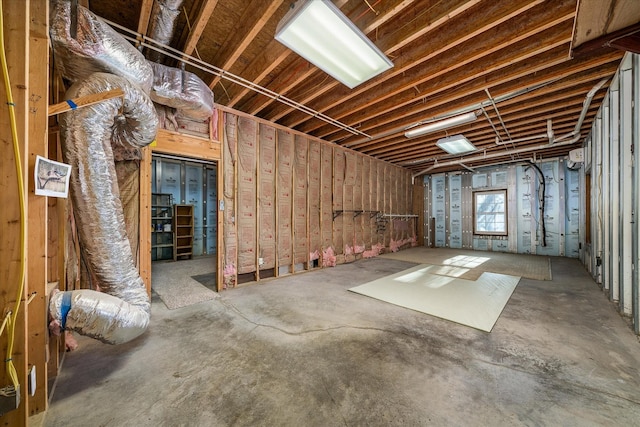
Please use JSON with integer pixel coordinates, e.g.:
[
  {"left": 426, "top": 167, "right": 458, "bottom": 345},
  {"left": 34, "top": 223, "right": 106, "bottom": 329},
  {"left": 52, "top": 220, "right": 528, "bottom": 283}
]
[{"left": 42, "top": 255, "right": 640, "bottom": 426}]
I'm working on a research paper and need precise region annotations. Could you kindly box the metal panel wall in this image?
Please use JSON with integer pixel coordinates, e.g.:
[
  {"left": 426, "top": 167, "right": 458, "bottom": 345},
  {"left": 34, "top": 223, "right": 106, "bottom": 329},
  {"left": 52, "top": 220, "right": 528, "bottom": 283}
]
[
  {"left": 424, "top": 160, "right": 578, "bottom": 257},
  {"left": 431, "top": 174, "right": 446, "bottom": 247},
  {"left": 564, "top": 166, "right": 580, "bottom": 258},
  {"left": 448, "top": 174, "right": 462, "bottom": 248},
  {"left": 620, "top": 55, "right": 634, "bottom": 315},
  {"left": 581, "top": 52, "right": 640, "bottom": 334}
]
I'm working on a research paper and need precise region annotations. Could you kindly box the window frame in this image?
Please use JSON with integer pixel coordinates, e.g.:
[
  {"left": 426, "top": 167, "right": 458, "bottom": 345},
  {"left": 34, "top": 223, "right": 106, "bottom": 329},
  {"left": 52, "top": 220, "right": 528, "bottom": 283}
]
[{"left": 473, "top": 189, "right": 508, "bottom": 236}]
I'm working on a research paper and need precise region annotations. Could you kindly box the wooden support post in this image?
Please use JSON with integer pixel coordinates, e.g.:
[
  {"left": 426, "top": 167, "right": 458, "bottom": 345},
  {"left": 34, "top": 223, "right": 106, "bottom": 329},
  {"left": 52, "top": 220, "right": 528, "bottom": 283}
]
[
  {"left": 139, "top": 146, "right": 152, "bottom": 293},
  {"left": 274, "top": 129, "right": 280, "bottom": 277},
  {"left": 26, "top": 0, "right": 49, "bottom": 415},
  {"left": 0, "top": 1, "right": 30, "bottom": 424},
  {"left": 217, "top": 111, "right": 224, "bottom": 291},
  {"left": 255, "top": 123, "right": 260, "bottom": 282}
]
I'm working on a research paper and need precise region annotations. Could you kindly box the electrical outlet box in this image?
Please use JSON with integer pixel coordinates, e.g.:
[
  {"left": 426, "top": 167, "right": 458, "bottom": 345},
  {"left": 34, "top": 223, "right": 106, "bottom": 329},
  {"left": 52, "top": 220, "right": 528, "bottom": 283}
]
[{"left": 0, "top": 385, "right": 20, "bottom": 416}]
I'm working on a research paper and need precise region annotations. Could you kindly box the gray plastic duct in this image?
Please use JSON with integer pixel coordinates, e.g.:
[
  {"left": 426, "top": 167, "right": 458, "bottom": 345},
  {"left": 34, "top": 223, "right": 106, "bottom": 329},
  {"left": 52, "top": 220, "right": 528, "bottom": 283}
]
[
  {"left": 50, "top": 0, "right": 153, "bottom": 93},
  {"left": 149, "top": 61, "right": 214, "bottom": 120},
  {"left": 49, "top": 73, "right": 158, "bottom": 345},
  {"left": 146, "top": 0, "right": 184, "bottom": 63}
]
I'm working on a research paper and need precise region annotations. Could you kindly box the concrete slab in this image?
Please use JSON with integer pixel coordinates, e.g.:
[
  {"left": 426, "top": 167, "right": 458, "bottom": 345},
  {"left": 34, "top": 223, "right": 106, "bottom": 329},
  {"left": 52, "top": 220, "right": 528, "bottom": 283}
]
[{"left": 42, "top": 256, "right": 640, "bottom": 426}]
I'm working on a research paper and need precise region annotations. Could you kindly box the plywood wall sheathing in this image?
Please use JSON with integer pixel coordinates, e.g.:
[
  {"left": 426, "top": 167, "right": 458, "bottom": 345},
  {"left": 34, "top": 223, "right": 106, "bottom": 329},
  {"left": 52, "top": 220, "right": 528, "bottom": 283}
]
[
  {"left": 236, "top": 117, "right": 257, "bottom": 275},
  {"left": 222, "top": 113, "right": 238, "bottom": 287},
  {"left": 276, "top": 129, "right": 293, "bottom": 272},
  {"left": 258, "top": 124, "right": 276, "bottom": 271},
  {"left": 293, "top": 135, "right": 309, "bottom": 267}
]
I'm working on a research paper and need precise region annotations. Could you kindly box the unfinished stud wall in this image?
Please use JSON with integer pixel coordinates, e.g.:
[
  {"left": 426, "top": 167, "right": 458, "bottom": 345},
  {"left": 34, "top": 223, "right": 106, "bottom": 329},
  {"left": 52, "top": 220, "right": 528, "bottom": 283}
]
[
  {"left": 221, "top": 112, "right": 415, "bottom": 287},
  {"left": 583, "top": 52, "right": 640, "bottom": 334}
]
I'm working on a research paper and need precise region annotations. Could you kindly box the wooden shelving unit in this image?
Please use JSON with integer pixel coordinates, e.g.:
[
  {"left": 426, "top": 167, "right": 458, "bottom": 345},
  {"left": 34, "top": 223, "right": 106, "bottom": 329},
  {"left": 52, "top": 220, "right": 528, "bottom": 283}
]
[
  {"left": 174, "top": 204, "right": 194, "bottom": 260},
  {"left": 151, "top": 193, "right": 174, "bottom": 261}
]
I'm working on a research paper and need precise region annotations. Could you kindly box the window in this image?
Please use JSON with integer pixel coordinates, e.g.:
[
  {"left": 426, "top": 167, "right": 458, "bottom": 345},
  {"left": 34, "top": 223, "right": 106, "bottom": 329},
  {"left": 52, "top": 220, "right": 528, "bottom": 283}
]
[{"left": 474, "top": 190, "right": 507, "bottom": 235}]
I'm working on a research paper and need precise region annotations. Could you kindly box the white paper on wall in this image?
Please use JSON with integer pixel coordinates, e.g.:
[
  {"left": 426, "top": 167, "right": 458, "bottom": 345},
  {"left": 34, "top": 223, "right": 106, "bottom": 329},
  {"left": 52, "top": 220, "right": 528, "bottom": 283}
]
[
  {"left": 492, "top": 171, "right": 508, "bottom": 187},
  {"left": 472, "top": 173, "right": 487, "bottom": 188}
]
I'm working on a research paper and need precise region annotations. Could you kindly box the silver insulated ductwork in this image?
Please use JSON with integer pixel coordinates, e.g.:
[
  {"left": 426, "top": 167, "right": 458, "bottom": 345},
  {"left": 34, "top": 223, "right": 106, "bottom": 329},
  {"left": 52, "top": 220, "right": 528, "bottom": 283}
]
[
  {"left": 146, "top": 0, "right": 184, "bottom": 62},
  {"left": 50, "top": 0, "right": 153, "bottom": 93},
  {"left": 49, "top": 73, "right": 158, "bottom": 345}
]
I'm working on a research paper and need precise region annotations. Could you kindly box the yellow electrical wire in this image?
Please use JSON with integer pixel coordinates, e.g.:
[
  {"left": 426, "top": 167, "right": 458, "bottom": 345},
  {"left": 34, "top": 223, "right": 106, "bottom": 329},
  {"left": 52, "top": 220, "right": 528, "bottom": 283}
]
[{"left": 0, "top": 0, "right": 27, "bottom": 390}]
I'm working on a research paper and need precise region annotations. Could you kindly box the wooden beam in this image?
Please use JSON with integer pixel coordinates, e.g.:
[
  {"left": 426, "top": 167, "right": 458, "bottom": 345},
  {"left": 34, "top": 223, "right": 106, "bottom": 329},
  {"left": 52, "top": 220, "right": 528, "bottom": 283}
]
[
  {"left": 139, "top": 146, "right": 152, "bottom": 294},
  {"left": 208, "top": 0, "right": 284, "bottom": 90},
  {"left": 137, "top": 0, "right": 154, "bottom": 37},
  {"left": 242, "top": 0, "right": 482, "bottom": 118},
  {"left": 282, "top": 0, "right": 556, "bottom": 131},
  {"left": 338, "top": 50, "right": 621, "bottom": 148},
  {"left": 153, "top": 129, "right": 221, "bottom": 160},
  {"left": 27, "top": 0, "right": 49, "bottom": 416},
  {"left": 48, "top": 89, "right": 124, "bottom": 116},
  {"left": 183, "top": 0, "right": 219, "bottom": 57},
  {"left": 0, "top": 0, "right": 30, "bottom": 424}
]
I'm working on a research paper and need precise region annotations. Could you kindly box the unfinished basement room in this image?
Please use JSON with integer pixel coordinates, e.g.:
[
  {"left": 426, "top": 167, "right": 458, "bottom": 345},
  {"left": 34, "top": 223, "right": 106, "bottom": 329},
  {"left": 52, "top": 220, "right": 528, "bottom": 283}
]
[{"left": 2, "top": 0, "right": 640, "bottom": 425}]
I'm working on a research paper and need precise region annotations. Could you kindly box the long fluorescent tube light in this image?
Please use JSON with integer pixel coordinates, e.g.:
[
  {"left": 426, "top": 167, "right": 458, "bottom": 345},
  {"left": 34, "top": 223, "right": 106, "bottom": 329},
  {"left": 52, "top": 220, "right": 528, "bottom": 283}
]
[
  {"left": 404, "top": 112, "right": 478, "bottom": 138},
  {"left": 436, "top": 134, "right": 477, "bottom": 155},
  {"left": 275, "top": 0, "right": 393, "bottom": 89}
]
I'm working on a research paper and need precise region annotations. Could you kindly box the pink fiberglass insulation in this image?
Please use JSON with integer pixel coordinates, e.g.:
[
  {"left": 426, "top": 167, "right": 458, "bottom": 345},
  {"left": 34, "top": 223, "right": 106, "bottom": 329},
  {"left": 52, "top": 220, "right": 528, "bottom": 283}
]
[{"left": 323, "top": 247, "right": 337, "bottom": 267}]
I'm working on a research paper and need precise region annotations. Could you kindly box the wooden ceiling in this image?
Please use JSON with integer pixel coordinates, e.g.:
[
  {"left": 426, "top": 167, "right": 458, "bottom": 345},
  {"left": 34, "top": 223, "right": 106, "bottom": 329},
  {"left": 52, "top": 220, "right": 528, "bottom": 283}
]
[{"left": 86, "top": 0, "right": 639, "bottom": 174}]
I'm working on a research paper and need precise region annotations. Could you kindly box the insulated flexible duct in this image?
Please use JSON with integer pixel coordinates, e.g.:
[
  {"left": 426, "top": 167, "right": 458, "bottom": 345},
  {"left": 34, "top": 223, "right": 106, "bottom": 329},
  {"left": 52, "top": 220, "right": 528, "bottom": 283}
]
[
  {"left": 50, "top": 0, "right": 153, "bottom": 93},
  {"left": 49, "top": 73, "right": 158, "bottom": 344},
  {"left": 146, "top": 0, "right": 184, "bottom": 63},
  {"left": 149, "top": 60, "right": 214, "bottom": 120}
]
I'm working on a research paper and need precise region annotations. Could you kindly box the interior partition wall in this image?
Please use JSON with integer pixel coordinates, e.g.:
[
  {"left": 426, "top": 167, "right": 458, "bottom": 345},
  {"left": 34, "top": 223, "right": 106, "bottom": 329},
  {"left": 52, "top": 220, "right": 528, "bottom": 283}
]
[{"left": 584, "top": 52, "right": 639, "bottom": 334}]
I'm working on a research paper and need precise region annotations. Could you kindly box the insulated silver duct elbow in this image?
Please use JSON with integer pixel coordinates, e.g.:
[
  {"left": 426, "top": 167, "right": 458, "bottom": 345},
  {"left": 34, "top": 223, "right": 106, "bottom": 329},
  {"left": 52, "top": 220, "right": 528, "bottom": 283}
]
[
  {"left": 146, "top": 0, "right": 184, "bottom": 63},
  {"left": 149, "top": 61, "right": 214, "bottom": 120},
  {"left": 50, "top": 0, "right": 153, "bottom": 93},
  {"left": 49, "top": 72, "right": 158, "bottom": 345}
]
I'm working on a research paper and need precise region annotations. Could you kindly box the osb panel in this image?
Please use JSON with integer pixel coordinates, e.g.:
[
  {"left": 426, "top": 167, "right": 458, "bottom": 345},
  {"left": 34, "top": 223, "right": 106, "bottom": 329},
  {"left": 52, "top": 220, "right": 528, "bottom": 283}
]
[
  {"left": 259, "top": 123, "right": 276, "bottom": 269},
  {"left": 277, "top": 129, "right": 293, "bottom": 267},
  {"left": 308, "top": 140, "right": 321, "bottom": 259},
  {"left": 321, "top": 144, "right": 333, "bottom": 250},
  {"left": 293, "top": 135, "right": 308, "bottom": 265}
]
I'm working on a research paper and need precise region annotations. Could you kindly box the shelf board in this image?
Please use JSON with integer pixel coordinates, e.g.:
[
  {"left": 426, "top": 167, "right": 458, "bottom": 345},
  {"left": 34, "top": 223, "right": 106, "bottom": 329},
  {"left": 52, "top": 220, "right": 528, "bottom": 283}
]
[{"left": 152, "top": 243, "right": 173, "bottom": 248}]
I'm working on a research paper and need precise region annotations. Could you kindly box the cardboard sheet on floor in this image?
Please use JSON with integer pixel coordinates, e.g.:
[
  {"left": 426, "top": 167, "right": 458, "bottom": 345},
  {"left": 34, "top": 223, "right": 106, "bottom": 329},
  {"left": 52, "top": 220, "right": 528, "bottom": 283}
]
[{"left": 349, "top": 264, "right": 520, "bottom": 332}]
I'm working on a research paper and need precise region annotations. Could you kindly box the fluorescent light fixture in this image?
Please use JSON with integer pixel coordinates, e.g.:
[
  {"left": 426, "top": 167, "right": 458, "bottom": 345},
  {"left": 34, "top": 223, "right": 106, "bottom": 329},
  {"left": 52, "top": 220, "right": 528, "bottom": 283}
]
[
  {"left": 436, "top": 134, "right": 477, "bottom": 155},
  {"left": 275, "top": 0, "right": 393, "bottom": 89},
  {"left": 404, "top": 112, "right": 478, "bottom": 138}
]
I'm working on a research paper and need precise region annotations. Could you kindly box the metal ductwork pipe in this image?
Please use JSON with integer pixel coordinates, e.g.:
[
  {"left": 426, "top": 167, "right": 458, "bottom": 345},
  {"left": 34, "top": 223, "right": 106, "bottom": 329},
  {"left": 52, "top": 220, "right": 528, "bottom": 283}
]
[
  {"left": 50, "top": 0, "right": 153, "bottom": 93},
  {"left": 146, "top": 0, "right": 184, "bottom": 62},
  {"left": 414, "top": 78, "right": 610, "bottom": 177},
  {"left": 49, "top": 73, "right": 158, "bottom": 344}
]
